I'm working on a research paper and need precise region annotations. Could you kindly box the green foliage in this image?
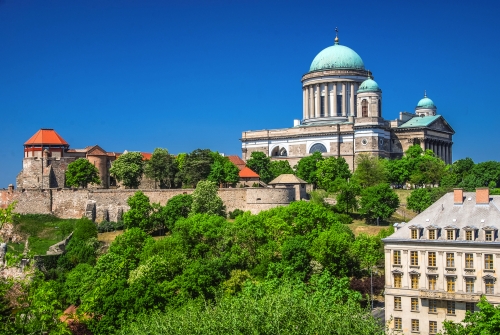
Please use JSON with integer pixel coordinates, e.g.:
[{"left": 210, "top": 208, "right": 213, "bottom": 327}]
[
  {"left": 65, "top": 158, "right": 101, "bottom": 188},
  {"left": 352, "top": 154, "right": 387, "bottom": 187},
  {"left": 228, "top": 208, "right": 244, "bottom": 219},
  {"left": 110, "top": 151, "right": 145, "bottom": 189},
  {"left": 295, "top": 151, "right": 323, "bottom": 186},
  {"left": 58, "top": 218, "right": 99, "bottom": 269},
  {"left": 407, "top": 188, "right": 433, "bottom": 213},
  {"left": 191, "top": 180, "right": 226, "bottom": 217},
  {"left": 459, "top": 161, "right": 500, "bottom": 191},
  {"left": 144, "top": 148, "right": 178, "bottom": 188},
  {"left": 72, "top": 217, "right": 98, "bottom": 241},
  {"left": 124, "top": 191, "right": 153, "bottom": 231},
  {"left": 63, "top": 263, "right": 95, "bottom": 305},
  {"left": 207, "top": 153, "right": 240, "bottom": 186},
  {"left": 269, "top": 160, "right": 294, "bottom": 179},
  {"left": 309, "top": 228, "right": 354, "bottom": 277},
  {"left": 97, "top": 220, "right": 125, "bottom": 233},
  {"left": 350, "top": 233, "right": 383, "bottom": 270},
  {"left": 334, "top": 178, "right": 361, "bottom": 214},
  {"left": 316, "top": 156, "right": 351, "bottom": 191},
  {"left": 358, "top": 183, "right": 400, "bottom": 221},
  {"left": 176, "top": 149, "right": 214, "bottom": 188},
  {"left": 119, "top": 278, "right": 383, "bottom": 335},
  {"left": 440, "top": 296, "right": 500, "bottom": 334},
  {"left": 58, "top": 220, "right": 73, "bottom": 240},
  {"left": 245, "top": 151, "right": 273, "bottom": 184},
  {"left": 0, "top": 201, "right": 19, "bottom": 232},
  {"left": 162, "top": 194, "right": 193, "bottom": 231}
]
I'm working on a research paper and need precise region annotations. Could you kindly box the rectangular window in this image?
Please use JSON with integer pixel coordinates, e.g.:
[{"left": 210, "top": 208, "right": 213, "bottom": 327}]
[
  {"left": 466, "top": 278, "right": 474, "bottom": 293},
  {"left": 446, "top": 253, "right": 455, "bottom": 267},
  {"left": 428, "top": 252, "right": 436, "bottom": 267},
  {"left": 485, "top": 254, "right": 494, "bottom": 269},
  {"left": 428, "top": 299, "right": 437, "bottom": 313},
  {"left": 466, "top": 302, "right": 475, "bottom": 313},
  {"left": 394, "top": 296, "right": 402, "bottom": 310},
  {"left": 465, "top": 253, "right": 474, "bottom": 268},
  {"left": 428, "top": 276, "right": 437, "bottom": 290},
  {"left": 411, "top": 297, "right": 419, "bottom": 311},
  {"left": 320, "top": 96, "right": 325, "bottom": 117},
  {"left": 336, "top": 95, "right": 342, "bottom": 116},
  {"left": 411, "top": 229, "right": 418, "bottom": 239},
  {"left": 429, "top": 229, "right": 436, "bottom": 240},
  {"left": 411, "top": 251, "right": 419, "bottom": 266},
  {"left": 393, "top": 251, "right": 401, "bottom": 265},
  {"left": 486, "top": 279, "right": 495, "bottom": 294},
  {"left": 394, "top": 274, "right": 402, "bottom": 288},
  {"left": 429, "top": 321, "right": 438, "bottom": 334},
  {"left": 486, "top": 231, "right": 493, "bottom": 241},
  {"left": 447, "top": 301, "right": 456, "bottom": 315},
  {"left": 394, "top": 317, "right": 402, "bottom": 330},
  {"left": 411, "top": 274, "right": 419, "bottom": 289},
  {"left": 411, "top": 319, "right": 419, "bottom": 332},
  {"left": 447, "top": 230, "right": 454, "bottom": 240},
  {"left": 447, "top": 277, "right": 456, "bottom": 292},
  {"left": 466, "top": 230, "right": 473, "bottom": 241}
]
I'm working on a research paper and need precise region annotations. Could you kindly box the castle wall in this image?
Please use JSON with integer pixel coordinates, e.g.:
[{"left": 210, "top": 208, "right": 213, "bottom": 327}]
[{"left": 0, "top": 187, "right": 295, "bottom": 220}]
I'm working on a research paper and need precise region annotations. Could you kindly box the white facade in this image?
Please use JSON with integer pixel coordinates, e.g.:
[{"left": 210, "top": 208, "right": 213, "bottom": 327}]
[{"left": 384, "top": 189, "right": 500, "bottom": 334}]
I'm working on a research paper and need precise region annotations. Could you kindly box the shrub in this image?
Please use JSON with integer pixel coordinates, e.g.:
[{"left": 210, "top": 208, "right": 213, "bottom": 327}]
[{"left": 228, "top": 209, "right": 244, "bottom": 219}]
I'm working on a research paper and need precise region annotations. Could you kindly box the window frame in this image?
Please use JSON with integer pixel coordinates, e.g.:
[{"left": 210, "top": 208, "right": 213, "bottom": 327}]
[
  {"left": 393, "top": 250, "right": 401, "bottom": 265},
  {"left": 411, "top": 319, "right": 419, "bottom": 332},
  {"left": 411, "top": 274, "right": 419, "bottom": 289},
  {"left": 428, "top": 299, "right": 437, "bottom": 313},
  {"left": 465, "top": 302, "right": 475, "bottom": 313},
  {"left": 429, "top": 321, "right": 438, "bottom": 334},
  {"left": 428, "top": 229, "right": 436, "bottom": 240},
  {"left": 410, "top": 251, "right": 419, "bottom": 266},
  {"left": 411, "top": 229, "right": 418, "bottom": 239},
  {"left": 465, "top": 278, "right": 474, "bottom": 293},
  {"left": 394, "top": 317, "right": 402, "bottom": 330},
  {"left": 485, "top": 254, "right": 494, "bottom": 270},
  {"left": 394, "top": 296, "right": 402, "bottom": 310},
  {"left": 428, "top": 252, "right": 436, "bottom": 267},
  {"left": 446, "top": 253, "right": 455, "bottom": 267},
  {"left": 465, "top": 253, "right": 474, "bottom": 268},
  {"left": 411, "top": 297, "right": 419, "bottom": 311},
  {"left": 447, "top": 277, "right": 456, "bottom": 292},
  {"left": 485, "top": 279, "right": 495, "bottom": 294},
  {"left": 428, "top": 276, "right": 437, "bottom": 291},
  {"left": 394, "top": 273, "right": 402, "bottom": 288},
  {"left": 485, "top": 230, "right": 493, "bottom": 241},
  {"left": 466, "top": 230, "right": 473, "bottom": 241},
  {"left": 447, "top": 301, "right": 456, "bottom": 315},
  {"left": 447, "top": 229, "right": 455, "bottom": 240}
]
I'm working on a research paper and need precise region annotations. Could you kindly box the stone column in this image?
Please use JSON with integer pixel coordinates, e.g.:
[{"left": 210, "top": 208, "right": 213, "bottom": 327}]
[
  {"left": 342, "top": 83, "right": 346, "bottom": 116},
  {"left": 449, "top": 144, "right": 453, "bottom": 164},
  {"left": 315, "top": 84, "right": 320, "bottom": 118},
  {"left": 325, "top": 83, "right": 329, "bottom": 117},
  {"left": 309, "top": 86, "right": 313, "bottom": 119},
  {"left": 456, "top": 252, "right": 463, "bottom": 292},
  {"left": 303, "top": 87, "right": 306, "bottom": 120},
  {"left": 350, "top": 83, "right": 355, "bottom": 116},
  {"left": 333, "top": 83, "right": 337, "bottom": 116}
]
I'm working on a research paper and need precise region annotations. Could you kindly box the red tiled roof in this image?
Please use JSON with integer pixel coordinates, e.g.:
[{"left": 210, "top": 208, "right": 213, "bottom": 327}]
[
  {"left": 24, "top": 129, "right": 69, "bottom": 146},
  {"left": 227, "top": 155, "right": 246, "bottom": 170},
  {"left": 141, "top": 153, "right": 152, "bottom": 160},
  {"left": 239, "top": 167, "right": 259, "bottom": 178}
]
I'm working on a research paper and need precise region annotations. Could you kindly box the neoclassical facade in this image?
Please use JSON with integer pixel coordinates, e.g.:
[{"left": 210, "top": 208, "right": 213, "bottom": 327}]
[
  {"left": 384, "top": 188, "right": 500, "bottom": 334},
  {"left": 241, "top": 34, "right": 455, "bottom": 170}
]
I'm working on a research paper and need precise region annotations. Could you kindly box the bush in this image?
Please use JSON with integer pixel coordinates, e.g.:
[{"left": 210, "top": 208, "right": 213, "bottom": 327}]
[
  {"left": 228, "top": 209, "right": 244, "bottom": 219},
  {"left": 97, "top": 220, "right": 125, "bottom": 233}
]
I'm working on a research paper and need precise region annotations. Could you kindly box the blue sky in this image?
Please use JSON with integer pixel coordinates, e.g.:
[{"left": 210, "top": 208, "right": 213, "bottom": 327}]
[{"left": 1, "top": 0, "right": 499, "bottom": 187}]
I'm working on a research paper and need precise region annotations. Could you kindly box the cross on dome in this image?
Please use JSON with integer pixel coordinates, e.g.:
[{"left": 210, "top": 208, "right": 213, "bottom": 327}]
[{"left": 334, "top": 27, "right": 339, "bottom": 44}]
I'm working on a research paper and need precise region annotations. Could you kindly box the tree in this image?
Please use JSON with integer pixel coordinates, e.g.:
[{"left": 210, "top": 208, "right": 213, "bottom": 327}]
[
  {"left": 110, "top": 152, "right": 145, "bottom": 189},
  {"left": 191, "top": 180, "right": 226, "bottom": 217},
  {"left": 409, "top": 151, "right": 446, "bottom": 186},
  {"left": 223, "top": 159, "right": 240, "bottom": 185},
  {"left": 358, "top": 183, "right": 399, "bottom": 222},
  {"left": 295, "top": 152, "right": 324, "bottom": 186},
  {"left": 65, "top": 158, "right": 101, "bottom": 188},
  {"left": 144, "top": 148, "right": 178, "bottom": 189},
  {"left": 309, "top": 228, "right": 354, "bottom": 277},
  {"left": 207, "top": 153, "right": 240, "bottom": 187},
  {"left": 316, "top": 156, "right": 351, "bottom": 191},
  {"left": 0, "top": 201, "right": 19, "bottom": 232},
  {"left": 440, "top": 296, "right": 500, "bottom": 335},
  {"left": 245, "top": 152, "right": 273, "bottom": 184},
  {"left": 407, "top": 188, "right": 433, "bottom": 213},
  {"left": 269, "top": 160, "right": 294, "bottom": 179},
  {"left": 162, "top": 194, "right": 193, "bottom": 231},
  {"left": 123, "top": 191, "right": 153, "bottom": 231},
  {"left": 177, "top": 149, "right": 214, "bottom": 188},
  {"left": 334, "top": 178, "right": 361, "bottom": 214},
  {"left": 383, "top": 158, "right": 410, "bottom": 188},
  {"left": 459, "top": 161, "right": 500, "bottom": 191},
  {"left": 352, "top": 154, "right": 387, "bottom": 187}
]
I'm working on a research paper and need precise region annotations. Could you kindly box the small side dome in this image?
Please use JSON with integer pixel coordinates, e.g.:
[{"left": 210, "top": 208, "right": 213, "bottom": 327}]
[
  {"left": 416, "top": 93, "right": 436, "bottom": 109},
  {"left": 357, "top": 78, "right": 381, "bottom": 93}
]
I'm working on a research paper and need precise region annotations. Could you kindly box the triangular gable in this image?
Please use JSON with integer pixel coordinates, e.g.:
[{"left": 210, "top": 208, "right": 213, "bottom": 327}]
[
  {"left": 86, "top": 145, "right": 107, "bottom": 156},
  {"left": 427, "top": 116, "right": 455, "bottom": 134}
]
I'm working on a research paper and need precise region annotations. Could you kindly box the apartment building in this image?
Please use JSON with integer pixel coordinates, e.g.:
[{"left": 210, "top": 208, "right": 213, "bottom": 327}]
[{"left": 384, "top": 188, "right": 500, "bottom": 334}]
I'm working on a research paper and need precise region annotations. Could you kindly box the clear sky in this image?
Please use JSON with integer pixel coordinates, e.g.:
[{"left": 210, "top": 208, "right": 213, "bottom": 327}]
[{"left": 1, "top": 0, "right": 499, "bottom": 188}]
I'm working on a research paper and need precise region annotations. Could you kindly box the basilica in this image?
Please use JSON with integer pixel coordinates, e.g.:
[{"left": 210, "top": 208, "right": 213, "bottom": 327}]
[{"left": 241, "top": 33, "right": 455, "bottom": 170}]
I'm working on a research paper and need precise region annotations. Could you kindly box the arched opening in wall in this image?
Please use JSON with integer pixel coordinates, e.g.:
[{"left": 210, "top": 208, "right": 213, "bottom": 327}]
[
  {"left": 378, "top": 99, "right": 382, "bottom": 117},
  {"left": 279, "top": 148, "right": 288, "bottom": 157},
  {"left": 271, "top": 146, "right": 280, "bottom": 156},
  {"left": 362, "top": 100, "right": 368, "bottom": 117},
  {"left": 309, "top": 143, "right": 327, "bottom": 154}
]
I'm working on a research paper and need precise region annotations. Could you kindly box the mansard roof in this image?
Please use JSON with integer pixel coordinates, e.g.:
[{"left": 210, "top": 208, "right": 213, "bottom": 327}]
[
  {"left": 384, "top": 192, "right": 500, "bottom": 244},
  {"left": 24, "top": 129, "right": 69, "bottom": 146}
]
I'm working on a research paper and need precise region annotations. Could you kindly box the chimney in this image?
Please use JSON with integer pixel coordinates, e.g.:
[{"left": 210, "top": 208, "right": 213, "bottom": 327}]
[
  {"left": 8, "top": 184, "right": 14, "bottom": 193},
  {"left": 454, "top": 188, "right": 464, "bottom": 204},
  {"left": 476, "top": 188, "right": 490, "bottom": 204}
]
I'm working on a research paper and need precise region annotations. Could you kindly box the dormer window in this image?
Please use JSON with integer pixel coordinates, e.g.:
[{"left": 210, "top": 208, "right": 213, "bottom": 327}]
[
  {"left": 482, "top": 226, "right": 497, "bottom": 242},
  {"left": 409, "top": 225, "right": 423, "bottom": 239},
  {"left": 463, "top": 226, "right": 477, "bottom": 241},
  {"left": 486, "top": 231, "right": 493, "bottom": 241},
  {"left": 466, "top": 231, "right": 473, "bottom": 241},
  {"left": 429, "top": 229, "right": 436, "bottom": 240},
  {"left": 411, "top": 229, "right": 418, "bottom": 239},
  {"left": 447, "top": 230, "right": 455, "bottom": 240}
]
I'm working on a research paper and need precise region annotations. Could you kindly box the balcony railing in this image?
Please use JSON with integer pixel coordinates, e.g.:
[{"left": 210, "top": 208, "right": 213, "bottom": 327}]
[{"left": 419, "top": 289, "right": 481, "bottom": 301}]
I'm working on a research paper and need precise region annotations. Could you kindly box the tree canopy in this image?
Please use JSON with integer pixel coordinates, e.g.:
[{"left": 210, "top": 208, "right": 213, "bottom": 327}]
[
  {"left": 246, "top": 152, "right": 273, "bottom": 184},
  {"left": 109, "top": 152, "right": 145, "bottom": 189},
  {"left": 358, "top": 183, "right": 399, "bottom": 221},
  {"left": 144, "top": 148, "right": 178, "bottom": 189},
  {"left": 65, "top": 158, "right": 101, "bottom": 188},
  {"left": 295, "top": 152, "right": 324, "bottom": 186}
]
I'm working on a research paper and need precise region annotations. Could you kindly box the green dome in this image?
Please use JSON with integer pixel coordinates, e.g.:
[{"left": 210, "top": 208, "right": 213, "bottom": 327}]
[
  {"left": 357, "top": 78, "right": 381, "bottom": 93},
  {"left": 416, "top": 95, "right": 436, "bottom": 109},
  {"left": 309, "top": 43, "right": 365, "bottom": 72}
]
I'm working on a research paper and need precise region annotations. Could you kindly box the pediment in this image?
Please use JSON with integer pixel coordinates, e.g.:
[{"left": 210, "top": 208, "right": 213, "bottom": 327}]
[
  {"left": 86, "top": 145, "right": 107, "bottom": 156},
  {"left": 428, "top": 117, "right": 455, "bottom": 134}
]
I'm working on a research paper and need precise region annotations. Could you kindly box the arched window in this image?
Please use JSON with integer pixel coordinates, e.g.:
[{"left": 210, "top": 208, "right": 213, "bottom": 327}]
[
  {"left": 271, "top": 146, "right": 279, "bottom": 156},
  {"left": 378, "top": 99, "right": 382, "bottom": 117},
  {"left": 309, "top": 143, "right": 327, "bottom": 154},
  {"left": 279, "top": 148, "right": 288, "bottom": 157},
  {"left": 362, "top": 100, "right": 368, "bottom": 117}
]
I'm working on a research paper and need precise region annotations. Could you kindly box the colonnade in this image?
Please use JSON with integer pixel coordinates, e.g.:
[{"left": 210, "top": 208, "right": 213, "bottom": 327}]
[
  {"left": 425, "top": 140, "right": 452, "bottom": 164},
  {"left": 303, "top": 81, "right": 358, "bottom": 120}
]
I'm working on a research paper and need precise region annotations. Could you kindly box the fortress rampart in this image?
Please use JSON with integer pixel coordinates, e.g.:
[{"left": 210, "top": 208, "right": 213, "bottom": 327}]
[{"left": 0, "top": 187, "right": 296, "bottom": 221}]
